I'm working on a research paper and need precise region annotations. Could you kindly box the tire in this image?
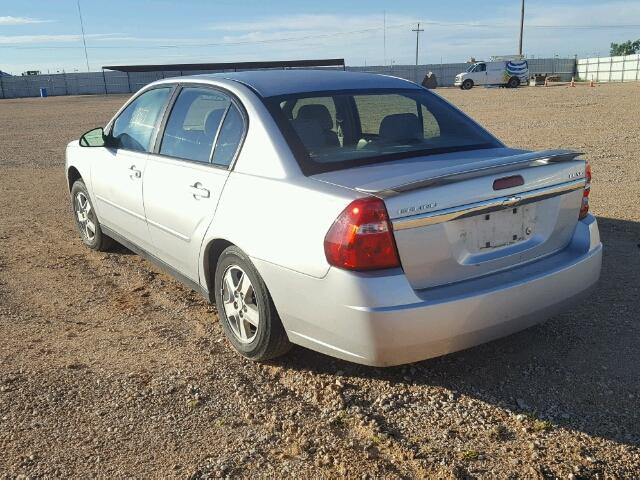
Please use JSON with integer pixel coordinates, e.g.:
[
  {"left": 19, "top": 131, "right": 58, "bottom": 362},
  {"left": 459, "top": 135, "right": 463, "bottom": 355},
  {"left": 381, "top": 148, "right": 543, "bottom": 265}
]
[
  {"left": 461, "top": 79, "right": 474, "bottom": 90},
  {"left": 70, "top": 180, "right": 114, "bottom": 251},
  {"left": 507, "top": 76, "right": 520, "bottom": 88},
  {"left": 214, "top": 246, "right": 291, "bottom": 361}
]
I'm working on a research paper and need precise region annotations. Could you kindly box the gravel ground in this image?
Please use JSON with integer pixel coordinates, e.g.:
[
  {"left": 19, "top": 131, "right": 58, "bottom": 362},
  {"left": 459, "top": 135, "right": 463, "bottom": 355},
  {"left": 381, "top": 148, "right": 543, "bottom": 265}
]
[{"left": 1, "top": 83, "right": 639, "bottom": 479}]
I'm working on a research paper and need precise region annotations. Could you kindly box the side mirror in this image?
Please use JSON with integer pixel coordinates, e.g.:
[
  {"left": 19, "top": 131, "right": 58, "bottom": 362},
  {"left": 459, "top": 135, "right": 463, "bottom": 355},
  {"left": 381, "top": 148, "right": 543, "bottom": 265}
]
[{"left": 79, "top": 127, "right": 106, "bottom": 147}]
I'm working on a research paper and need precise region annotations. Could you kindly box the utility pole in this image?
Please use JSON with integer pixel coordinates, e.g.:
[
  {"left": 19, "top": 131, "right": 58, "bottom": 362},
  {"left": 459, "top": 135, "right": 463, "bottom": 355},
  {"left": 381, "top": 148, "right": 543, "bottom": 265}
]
[
  {"left": 77, "top": 0, "right": 91, "bottom": 72},
  {"left": 412, "top": 23, "right": 424, "bottom": 82},
  {"left": 383, "top": 11, "right": 386, "bottom": 66},
  {"left": 412, "top": 23, "right": 424, "bottom": 66},
  {"left": 518, "top": 0, "right": 525, "bottom": 56}
]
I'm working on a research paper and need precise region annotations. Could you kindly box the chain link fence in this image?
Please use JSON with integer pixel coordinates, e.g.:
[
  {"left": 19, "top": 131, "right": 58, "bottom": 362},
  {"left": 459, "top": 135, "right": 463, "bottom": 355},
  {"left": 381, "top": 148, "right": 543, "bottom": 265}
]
[
  {"left": 353, "top": 58, "right": 576, "bottom": 85},
  {"left": 0, "top": 58, "right": 578, "bottom": 99}
]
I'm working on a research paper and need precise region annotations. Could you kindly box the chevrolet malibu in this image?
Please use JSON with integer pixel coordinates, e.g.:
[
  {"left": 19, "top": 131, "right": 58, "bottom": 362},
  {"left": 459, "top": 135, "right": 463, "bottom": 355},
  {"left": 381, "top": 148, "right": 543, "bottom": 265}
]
[{"left": 65, "top": 70, "right": 602, "bottom": 366}]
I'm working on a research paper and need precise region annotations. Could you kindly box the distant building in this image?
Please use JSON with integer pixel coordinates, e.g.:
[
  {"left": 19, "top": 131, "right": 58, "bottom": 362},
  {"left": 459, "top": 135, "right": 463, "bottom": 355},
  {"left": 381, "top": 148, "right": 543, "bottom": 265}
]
[{"left": 0, "top": 70, "right": 11, "bottom": 77}]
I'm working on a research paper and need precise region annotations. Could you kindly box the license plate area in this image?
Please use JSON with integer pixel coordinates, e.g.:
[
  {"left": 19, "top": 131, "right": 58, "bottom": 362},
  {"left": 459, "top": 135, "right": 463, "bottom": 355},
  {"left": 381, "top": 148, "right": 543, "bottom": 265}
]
[{"left": 471, "top": 205, "right": 536, "bottom": 250}]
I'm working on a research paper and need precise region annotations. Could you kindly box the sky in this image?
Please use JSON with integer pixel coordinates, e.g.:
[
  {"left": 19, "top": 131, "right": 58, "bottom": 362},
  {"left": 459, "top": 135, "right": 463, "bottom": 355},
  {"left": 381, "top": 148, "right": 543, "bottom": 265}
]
[{"left": 1, "top": 0, "right": 639, "bottom": 74}]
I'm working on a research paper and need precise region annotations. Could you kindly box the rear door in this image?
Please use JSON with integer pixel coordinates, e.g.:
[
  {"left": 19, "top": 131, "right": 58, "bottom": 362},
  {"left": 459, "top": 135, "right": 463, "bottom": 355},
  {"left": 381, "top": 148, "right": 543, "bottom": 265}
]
[
  {"left": 487, "top": 62, "right": 506, "bottom": 84},
  {"left": 143, "top": 86, "right": 246, "bottom": 281},
  {"left": 92, "top": 86, "right": 173, "bottom": 251}
]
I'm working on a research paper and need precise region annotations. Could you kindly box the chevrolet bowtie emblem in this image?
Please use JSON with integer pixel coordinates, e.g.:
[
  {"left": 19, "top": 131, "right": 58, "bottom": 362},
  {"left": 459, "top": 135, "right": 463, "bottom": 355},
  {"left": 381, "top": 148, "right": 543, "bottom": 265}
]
[{"left": 502, "top": 196, "right": 522, "bottom": 207}]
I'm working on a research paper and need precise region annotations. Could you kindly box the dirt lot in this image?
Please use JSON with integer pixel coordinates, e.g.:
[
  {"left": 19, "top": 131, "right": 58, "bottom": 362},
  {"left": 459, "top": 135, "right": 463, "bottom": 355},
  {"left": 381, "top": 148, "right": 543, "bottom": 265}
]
[{"left": 1, "top": 82, "right": 639, "bottom": 479}]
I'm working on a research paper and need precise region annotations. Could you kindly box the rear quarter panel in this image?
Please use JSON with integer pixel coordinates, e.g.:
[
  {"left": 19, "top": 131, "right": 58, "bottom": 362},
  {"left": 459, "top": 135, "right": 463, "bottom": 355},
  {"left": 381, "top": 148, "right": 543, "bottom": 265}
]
[{"left": 203, "top": 171, "right": 356, "bottom": 280}]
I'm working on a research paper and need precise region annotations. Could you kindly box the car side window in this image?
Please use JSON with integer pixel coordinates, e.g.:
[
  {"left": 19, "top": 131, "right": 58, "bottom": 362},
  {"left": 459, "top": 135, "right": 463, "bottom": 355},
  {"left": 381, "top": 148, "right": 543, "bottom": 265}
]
[
  {"left": 111, "top": 88, "right": 172, "bottom": 152},
  {"left": 160, "top": 87, "right": 231, "bottom": 163},
  {"left": 211, "top": 104, "right": 245, "bottom": 168}
]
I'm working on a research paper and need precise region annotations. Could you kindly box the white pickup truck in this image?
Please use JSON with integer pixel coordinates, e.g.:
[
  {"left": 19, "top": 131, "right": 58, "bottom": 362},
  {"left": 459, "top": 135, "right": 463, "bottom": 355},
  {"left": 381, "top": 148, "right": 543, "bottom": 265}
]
[{"left": 455, "top": 58, "right": 529, "bottom": 90}]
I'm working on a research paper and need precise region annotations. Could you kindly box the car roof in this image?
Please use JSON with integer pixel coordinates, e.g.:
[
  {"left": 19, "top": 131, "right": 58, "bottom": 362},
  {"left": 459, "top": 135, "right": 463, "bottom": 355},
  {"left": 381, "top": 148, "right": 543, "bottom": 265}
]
[{"left": 178, "top": 69, "right": 421, "bottom": 97}]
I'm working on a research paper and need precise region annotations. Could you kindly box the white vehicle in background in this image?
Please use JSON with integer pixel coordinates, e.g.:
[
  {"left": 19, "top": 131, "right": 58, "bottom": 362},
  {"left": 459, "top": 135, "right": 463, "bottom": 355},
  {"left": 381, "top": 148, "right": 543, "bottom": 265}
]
[{"left": 455, "top": 56, "right": 529, "bottom": 90}]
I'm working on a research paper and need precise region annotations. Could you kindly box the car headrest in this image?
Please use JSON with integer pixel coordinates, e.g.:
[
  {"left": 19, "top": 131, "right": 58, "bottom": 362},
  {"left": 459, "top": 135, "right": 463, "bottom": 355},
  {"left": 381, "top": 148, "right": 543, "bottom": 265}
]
[
  {"left": 205, "top": 109, "right": 226, "bottom": 136},
  {"left": 291, "top": 118, "right": 325, "bottom": 151},
  {"left": 379, "top": 113, "right": 422, "bottom": 143},
  {"left": 296, "top": 104, "right": 334, "bottom": 131}
]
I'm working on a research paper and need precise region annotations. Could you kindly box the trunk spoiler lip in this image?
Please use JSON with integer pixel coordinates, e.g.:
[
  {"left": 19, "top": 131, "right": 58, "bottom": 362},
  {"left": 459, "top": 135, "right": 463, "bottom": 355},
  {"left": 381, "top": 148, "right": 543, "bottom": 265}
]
[
  {"left": 391, "top": 177, "right": 585, "bottom": 231},
  {"left": 358, "top": 149, "right": 582, "bottom": 198}
]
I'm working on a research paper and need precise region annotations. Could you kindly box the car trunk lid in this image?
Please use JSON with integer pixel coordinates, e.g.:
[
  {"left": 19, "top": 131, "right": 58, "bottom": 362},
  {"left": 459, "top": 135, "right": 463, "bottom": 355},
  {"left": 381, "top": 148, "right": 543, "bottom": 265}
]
[{"left": 313, "top": 148, "right": 587, "bottom": 290}]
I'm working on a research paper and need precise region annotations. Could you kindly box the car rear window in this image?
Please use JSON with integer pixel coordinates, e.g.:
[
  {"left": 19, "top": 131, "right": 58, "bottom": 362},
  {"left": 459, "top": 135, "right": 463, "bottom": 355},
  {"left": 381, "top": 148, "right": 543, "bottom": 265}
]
[{"left": 265, "top": 88, "right": 501, "bottom": 174}]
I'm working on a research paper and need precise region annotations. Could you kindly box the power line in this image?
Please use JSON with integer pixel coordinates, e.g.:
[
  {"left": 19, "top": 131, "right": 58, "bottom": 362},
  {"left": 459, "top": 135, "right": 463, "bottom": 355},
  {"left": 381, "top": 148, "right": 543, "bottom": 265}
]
[
  {"left": 1, "top": 21, "right": 639, "bottom": 51},
  {"left": 418, "top": 21, "right": 640, "bottom": 29},
  {"left": 527, "top": 24, "right": 640, "bottom": 29},
  {"left": 0, "top": 22, "right": 416, "bottom": 50}
]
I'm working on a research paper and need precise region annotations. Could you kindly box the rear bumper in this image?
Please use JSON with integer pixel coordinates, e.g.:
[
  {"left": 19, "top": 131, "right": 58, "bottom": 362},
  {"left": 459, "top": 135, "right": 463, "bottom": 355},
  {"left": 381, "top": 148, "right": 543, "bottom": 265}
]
[{"left": 254, "top": 215, "right": 602, "bottom": 366}]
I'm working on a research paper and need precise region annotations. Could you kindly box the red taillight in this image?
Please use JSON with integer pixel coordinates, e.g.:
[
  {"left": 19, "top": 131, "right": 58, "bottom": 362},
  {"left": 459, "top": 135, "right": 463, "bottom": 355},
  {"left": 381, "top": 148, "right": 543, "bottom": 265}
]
[
  {"left": 324, "top": 197, "right": 400, "bottom": 271},
  {"left": 579, "top": 161, "right": 592, "bottom": 219}
]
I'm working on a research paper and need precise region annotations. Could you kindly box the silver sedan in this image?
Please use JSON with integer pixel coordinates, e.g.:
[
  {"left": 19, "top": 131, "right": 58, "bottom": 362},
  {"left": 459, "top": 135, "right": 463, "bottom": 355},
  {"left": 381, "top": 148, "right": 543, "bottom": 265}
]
[{"left": 65, "top": 70, "right": 602, "bottom": 366}]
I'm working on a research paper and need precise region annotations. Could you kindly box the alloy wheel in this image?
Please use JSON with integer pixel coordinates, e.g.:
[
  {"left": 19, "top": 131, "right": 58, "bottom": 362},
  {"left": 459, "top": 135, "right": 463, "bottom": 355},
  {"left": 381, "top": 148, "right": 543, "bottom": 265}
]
[
  {"left": 75, "top": 192, "right": 96, "bottom": 242},
  {"left": 221, "top": 265, "right": 260, "bottom": 343}
]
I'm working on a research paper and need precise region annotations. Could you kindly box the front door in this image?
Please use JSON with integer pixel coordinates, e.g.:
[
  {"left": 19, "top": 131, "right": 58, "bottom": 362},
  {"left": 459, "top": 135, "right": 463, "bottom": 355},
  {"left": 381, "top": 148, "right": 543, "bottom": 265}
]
[
  {"left": 143, "top": 86, "right": 246, "bottom": 281},
  {"left": 471, "top": 63, "right": 488, "bottom": 85},
  {"left": 91, "top": 87, "right": 173, "bottom": 250}
]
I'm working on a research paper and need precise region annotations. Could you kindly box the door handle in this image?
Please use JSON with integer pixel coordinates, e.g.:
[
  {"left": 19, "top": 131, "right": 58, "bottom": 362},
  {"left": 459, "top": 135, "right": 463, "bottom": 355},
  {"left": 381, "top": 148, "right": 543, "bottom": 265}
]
[
  {"left": 129, "top": 165, "right": 142, "bottom": 179},
  {"left": 189, "top": 182, "right": 210, "bottom": 199}
]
